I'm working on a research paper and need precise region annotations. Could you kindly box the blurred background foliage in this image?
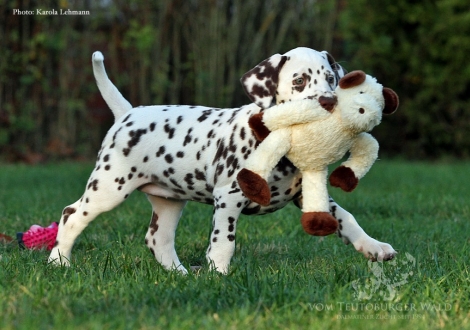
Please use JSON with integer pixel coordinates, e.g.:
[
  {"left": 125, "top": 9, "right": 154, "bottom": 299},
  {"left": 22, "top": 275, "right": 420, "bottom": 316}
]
[{"left": 0, "top": 0, "right": 469, "bottom": 162}]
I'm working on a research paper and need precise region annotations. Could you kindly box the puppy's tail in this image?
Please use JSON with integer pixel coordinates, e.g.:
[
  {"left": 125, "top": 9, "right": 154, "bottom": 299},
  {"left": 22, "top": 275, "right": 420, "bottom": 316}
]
[{"left": 92, "top": 51, "right": 132, "bottom": 121}]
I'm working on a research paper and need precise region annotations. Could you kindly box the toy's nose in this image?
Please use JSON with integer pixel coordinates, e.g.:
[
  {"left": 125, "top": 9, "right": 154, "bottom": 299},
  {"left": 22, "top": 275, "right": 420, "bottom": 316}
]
[{"left": 318, "top": 96, "right": 337, "bottom": 111}]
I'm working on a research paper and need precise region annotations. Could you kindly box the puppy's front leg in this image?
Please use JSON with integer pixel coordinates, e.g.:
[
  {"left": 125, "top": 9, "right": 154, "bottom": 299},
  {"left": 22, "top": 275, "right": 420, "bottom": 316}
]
[
  {"left": 329, "top": 198, "right": 397, "bottom": 262},
  {"left": 206, "top": 189, "right": 245, "bottom": 274}
]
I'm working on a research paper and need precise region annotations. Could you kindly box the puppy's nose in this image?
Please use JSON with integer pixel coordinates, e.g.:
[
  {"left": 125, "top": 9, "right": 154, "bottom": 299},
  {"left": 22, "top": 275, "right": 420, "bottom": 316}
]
[{"left": 318, "top": 96, "right": 337, "bottom": 111}]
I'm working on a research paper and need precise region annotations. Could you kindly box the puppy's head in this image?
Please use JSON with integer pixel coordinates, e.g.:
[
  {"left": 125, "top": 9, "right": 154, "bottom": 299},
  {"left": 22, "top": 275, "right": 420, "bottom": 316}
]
[{"left": 241, "top": 47, "right": 347, "bottom": 109}]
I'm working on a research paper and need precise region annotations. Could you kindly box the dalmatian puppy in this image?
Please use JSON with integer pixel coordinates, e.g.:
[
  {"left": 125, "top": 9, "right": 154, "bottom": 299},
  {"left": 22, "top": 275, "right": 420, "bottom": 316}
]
[{"left": 48, "top": 47, "right": 397, "bottom": 274}]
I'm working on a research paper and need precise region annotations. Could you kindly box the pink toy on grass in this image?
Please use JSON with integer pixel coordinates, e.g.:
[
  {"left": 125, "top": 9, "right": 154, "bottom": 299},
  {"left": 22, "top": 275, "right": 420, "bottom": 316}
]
[{"left": 17, "top": 222, "right": 58, "bottom": 250}]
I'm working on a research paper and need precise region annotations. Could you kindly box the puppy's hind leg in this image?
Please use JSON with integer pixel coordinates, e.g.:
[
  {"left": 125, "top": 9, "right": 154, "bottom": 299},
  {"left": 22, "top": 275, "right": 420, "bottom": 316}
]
[
  {"left": 48, "top": 171, "right": 135, "bottom": 266},
  {"left": 145, "top": 195, "right": 187, "bottom": 274}
]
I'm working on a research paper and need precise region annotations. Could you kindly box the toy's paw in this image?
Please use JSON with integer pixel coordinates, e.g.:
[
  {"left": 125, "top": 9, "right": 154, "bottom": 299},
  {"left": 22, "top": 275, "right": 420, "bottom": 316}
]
[
  {"left": 329, "top": 166, "right": 358, "bottom": 192},
  {"left": 248, "top": 112, "right": 271, "bottom": 142},
  {"left": 301, "top": 212, "right": 339, "bottom": 236},
  {"left": 237, "top": 168, "right": 271, "bottom": 206},
  {"left": 353, "top": 237, "right": 398, "bottom": 262}
]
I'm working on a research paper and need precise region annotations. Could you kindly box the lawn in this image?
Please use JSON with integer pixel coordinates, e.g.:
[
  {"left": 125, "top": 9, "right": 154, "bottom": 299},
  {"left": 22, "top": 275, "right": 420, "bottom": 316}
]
[{"left": 0, "top": 160, "right": 469, "bottom": 329}]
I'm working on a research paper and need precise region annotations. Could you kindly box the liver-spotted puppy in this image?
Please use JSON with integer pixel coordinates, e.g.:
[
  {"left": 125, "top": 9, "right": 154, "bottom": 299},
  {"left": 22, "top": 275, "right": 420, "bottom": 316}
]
[{"left": 48, "top": 47, "right": 397, "bottom": 274}]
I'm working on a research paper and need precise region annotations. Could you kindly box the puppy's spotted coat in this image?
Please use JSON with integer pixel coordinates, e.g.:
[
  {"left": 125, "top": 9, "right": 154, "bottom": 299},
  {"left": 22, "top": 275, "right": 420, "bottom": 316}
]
[{"left": 49, "top": 47, "right": 397, "bottom": 273}]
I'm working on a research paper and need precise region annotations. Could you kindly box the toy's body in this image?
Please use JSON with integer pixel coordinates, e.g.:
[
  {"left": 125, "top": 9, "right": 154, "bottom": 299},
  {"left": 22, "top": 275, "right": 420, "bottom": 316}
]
[{"left": 237, "top": 71, "right": 399, "bottom": 236}]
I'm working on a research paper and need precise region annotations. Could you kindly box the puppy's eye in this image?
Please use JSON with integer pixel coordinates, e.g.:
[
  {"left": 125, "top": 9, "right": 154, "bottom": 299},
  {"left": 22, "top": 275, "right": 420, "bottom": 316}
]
[
  {"left": 294, "top": 77, "right": 304, "bottom": 85},
  {"left": 327, "top": 75, "right": 335, "bottom": 85},
  {"left": 359, "top": 108, "right": 365, "bottom": 114}
]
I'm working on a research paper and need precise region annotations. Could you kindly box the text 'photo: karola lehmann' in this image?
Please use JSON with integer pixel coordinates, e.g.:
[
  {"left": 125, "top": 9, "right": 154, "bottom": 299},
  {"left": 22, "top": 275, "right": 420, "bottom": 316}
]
[{"left": 12, "top": 8, "right": 90, "bottom": 16}]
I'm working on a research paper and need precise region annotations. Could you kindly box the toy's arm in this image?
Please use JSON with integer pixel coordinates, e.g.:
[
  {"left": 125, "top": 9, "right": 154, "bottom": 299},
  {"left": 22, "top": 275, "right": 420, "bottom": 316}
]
[
  {"left": 329, "top": 133, "right": 379, "bottom": 192},
  {"left": 262, "top": 99, "right": 331, "bottom": 131},
  {"left": 244, "top": 128, "right": 292, "bottom": 179},
  {"left": 237, "top": 128, "right": 292, "bottom": 206}
]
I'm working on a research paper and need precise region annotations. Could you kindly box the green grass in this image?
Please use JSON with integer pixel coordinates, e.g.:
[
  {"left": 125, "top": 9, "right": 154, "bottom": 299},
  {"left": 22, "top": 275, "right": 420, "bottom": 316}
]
[{"left": 0, "top": 160, "right": 469, "bottom": 329}]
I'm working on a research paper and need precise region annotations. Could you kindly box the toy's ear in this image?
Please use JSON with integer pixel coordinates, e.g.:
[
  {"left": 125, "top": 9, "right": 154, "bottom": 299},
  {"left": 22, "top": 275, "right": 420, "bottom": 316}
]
[
  {"left": 382, "top": 87, "right": 399, "bottom": 114},
  {"left": 241, "top": 54, "right": 288, "bottom": 109},
  {"left": 338, "top": 70, "right": 366, "bottom": 89}
]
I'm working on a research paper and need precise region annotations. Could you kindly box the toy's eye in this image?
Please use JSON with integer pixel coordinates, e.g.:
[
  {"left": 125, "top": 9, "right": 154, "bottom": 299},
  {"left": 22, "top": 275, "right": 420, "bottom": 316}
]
[
  {"left": 294, "top": 77, "right": 304, "bottom": 85},
  {"left": 359, "top": 108, "right": 365, "bottom": 114}
]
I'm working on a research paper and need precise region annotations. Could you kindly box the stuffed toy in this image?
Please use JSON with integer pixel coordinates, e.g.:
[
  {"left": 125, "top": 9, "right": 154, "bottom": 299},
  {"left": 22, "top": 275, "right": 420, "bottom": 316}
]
[{"left": 237, "top": 70, "right": 399, "bottom": 236}]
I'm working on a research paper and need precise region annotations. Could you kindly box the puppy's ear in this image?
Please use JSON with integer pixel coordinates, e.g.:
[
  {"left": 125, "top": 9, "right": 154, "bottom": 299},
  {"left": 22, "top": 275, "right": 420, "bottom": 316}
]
[
  {"left": 339, "top": 70, "right": 366, "bottom": 89},
  {"left": 241, "top": 54, "right": 288, "bottom": 109},
  {"left": 323, "top": 51, "right": 348, "bottom": 82},
  {"left": 382, "top": 87, "right": 399, "bottom": 114}
]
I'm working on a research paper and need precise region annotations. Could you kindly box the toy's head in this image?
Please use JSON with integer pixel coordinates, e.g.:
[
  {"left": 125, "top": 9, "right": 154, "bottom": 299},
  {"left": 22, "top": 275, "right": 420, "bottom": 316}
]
[{"left": 335, "top": 71, "right": 399, "bottom": 133}]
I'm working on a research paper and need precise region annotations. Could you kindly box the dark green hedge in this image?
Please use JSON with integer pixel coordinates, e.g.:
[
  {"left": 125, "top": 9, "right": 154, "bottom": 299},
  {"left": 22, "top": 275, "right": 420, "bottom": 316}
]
[
  {"left": 1, "top": 0, "right": 469, "bottom": 161},
  {"left": 340, "top": 0, "right": 470, "bottom": 158}
]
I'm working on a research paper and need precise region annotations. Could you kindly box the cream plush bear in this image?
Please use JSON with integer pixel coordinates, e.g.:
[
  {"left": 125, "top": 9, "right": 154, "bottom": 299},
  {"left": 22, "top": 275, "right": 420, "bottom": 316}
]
[{"left": 237, "top": 70, "right": 399, "bottom": 236}]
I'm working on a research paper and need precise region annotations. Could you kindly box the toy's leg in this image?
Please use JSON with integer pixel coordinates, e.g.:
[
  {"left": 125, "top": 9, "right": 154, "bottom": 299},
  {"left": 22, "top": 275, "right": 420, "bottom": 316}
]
[
  {"left": 299, "top": 170, "right": 338, "bottom": 236},
  {"left": 329, "top": 197, "right": 397, "bottom": 261},
  {"left": 237, "top": 129, "right": 291, "bottom": 206},
  {"left": 145, "top": 195, "right": 188, "bottom": 273}
]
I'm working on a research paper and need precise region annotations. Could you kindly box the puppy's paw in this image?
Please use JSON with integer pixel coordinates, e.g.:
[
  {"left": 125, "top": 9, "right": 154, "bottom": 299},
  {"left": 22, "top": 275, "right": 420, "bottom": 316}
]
[
  {"left": 48, "top": 249, "right": 71, "bottom": 267},
  {"left": 354, "top": 237, "right": 398, "bottom": 262}
]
